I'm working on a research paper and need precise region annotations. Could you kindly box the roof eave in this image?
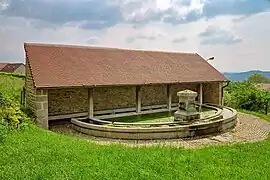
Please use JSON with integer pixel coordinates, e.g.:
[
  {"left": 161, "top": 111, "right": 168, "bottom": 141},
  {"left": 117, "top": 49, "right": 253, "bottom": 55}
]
[{"left": 35, "top": 80, "right": 228, "bottom": 89}]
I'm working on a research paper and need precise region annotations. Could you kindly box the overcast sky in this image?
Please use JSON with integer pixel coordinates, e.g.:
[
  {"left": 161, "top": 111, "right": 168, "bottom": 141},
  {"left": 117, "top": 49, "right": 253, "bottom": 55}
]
[{"left": 0, "top": 0, "right": 270, "bottom": 72}]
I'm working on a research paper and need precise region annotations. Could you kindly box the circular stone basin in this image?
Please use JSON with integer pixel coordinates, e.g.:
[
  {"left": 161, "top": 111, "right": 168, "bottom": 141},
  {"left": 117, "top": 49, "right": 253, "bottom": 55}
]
[
  {"left": 87, "top": 104, "right": 223, "bottom": 127},
  {"left": 105, "top": 107, "right": 217, "bottom": 124},
  {"left": 71, "top": 105, "right": 237, "bottom": 140}
]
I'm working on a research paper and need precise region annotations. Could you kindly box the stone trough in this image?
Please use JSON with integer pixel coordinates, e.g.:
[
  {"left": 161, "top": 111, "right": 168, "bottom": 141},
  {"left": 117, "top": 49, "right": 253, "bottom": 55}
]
[{"left": 71, "top": 104, "right": 237, "bottom": 140}]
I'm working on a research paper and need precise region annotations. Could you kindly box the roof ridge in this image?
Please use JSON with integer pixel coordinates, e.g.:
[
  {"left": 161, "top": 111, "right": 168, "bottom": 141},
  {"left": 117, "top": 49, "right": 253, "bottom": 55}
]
[{"left": 24, "top": 42, "right": 198, "bottom": 55}]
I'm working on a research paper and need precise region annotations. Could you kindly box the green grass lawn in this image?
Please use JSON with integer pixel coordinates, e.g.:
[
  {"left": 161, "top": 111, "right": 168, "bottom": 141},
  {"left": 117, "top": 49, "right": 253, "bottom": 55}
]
[
  {"left": 0, "top": 73, "right": 24, "bottom": 102},
  {"left": 1, "top": 124, "right": 270, "bottom": 180},
  {"left": 1, "top": 74, "right": 270, "bottom": 179},
  {"left": 239, "top": 109, "right": 270, "bottom": 122}
]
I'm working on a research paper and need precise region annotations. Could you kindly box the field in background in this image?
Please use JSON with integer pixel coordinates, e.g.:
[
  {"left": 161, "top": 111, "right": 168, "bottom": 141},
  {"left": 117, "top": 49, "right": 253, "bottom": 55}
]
[
  {"left": 0, "top": 73, "right": 270, "bottom": 179},
  {"left": 0, "top": 73, "right": 24, "bottom": 102}
]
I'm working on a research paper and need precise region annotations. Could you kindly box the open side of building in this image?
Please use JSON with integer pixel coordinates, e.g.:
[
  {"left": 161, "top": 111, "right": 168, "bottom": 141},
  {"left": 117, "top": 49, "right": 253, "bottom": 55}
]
[{"left": 24, "top": 43, "right": 227, "bottom": 129}]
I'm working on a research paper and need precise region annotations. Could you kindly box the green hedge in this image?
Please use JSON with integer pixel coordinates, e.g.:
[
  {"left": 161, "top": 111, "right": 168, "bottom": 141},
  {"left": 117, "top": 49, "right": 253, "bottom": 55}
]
[{"left": 0, "top": 72, "right": 25, "bottom": 78}]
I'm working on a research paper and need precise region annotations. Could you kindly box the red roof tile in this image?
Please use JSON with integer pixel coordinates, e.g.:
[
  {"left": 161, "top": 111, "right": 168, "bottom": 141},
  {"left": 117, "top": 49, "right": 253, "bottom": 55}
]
[
  {"left": 24, "top": 43, "right": 227, "bottom": 88},
  {"left": 0, "top": 63, "right": 7, "bottom": 70},
  {"left": 1, "top": 63, "right": 24, "bottom": 73}
]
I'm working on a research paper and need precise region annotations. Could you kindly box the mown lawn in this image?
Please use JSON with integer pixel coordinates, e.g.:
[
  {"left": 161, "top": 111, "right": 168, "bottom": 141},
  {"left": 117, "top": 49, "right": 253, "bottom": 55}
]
[
  {"left": 0, "top": 124, "right": 270, "bottom": 180},
  {"left": 1, "top": 74, "right": 270, "bottom": 179}
]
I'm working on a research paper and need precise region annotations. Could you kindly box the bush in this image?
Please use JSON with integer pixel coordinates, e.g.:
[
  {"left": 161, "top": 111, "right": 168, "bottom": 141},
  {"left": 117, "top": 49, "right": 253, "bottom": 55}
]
[
  {"left": 0, "top": 92, "right": 29, "bottom": 142},
  {"left": 225, "top": 81, "right": 270, "bottom": 114}
]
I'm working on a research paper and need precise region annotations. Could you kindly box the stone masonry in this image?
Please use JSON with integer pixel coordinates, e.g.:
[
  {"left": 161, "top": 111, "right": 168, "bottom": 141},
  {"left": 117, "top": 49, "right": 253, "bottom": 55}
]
[
  {"left": 25, "top": 60, "right": 36, "bottom": 113},
  {"left": 171, "top": 83, "right": 198, "bottom": 103},
  {"left": 203, "top": 82, "right": 222, "bottom": 105},
  {"left": 93, "top": 86, "right": 136, "bottom": 111},
  {"left": 141, "top": 85, "right": 167, "bottom": 106},
  {"left": 46, "top": 83, "right": 223, "bottom": 117},
  {"left": 48, "top": 88, "right": 88, "bottom": 116},
  {"left": 36, "top": 89, "right": 48, "bottom": 129}
]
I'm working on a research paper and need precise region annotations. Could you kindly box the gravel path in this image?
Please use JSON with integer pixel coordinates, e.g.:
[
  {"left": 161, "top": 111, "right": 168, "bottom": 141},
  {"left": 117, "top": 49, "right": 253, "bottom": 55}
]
[{"left": 50, "top": 113, "right": 270, "bottom": 149}]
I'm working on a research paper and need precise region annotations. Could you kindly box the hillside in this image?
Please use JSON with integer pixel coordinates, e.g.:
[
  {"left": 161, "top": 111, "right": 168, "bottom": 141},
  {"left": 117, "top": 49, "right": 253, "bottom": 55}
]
[{"left": 223, "top": 70, "right": 270, "bottom": 81}]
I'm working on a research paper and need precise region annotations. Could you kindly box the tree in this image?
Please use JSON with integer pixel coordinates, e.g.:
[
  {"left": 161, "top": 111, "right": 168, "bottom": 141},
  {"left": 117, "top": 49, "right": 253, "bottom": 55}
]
[
  {"left": 224, "top": 81, "right": 270, "bottom": 114},
  {"left": 247, "top": 73, "right": 270, "bottom": 84}
]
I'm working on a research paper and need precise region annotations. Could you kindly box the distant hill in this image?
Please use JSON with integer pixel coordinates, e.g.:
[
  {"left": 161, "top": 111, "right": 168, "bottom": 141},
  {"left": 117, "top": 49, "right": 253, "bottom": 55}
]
[{"left": 223, "top": 70, "right": 270, "bottom": 82}]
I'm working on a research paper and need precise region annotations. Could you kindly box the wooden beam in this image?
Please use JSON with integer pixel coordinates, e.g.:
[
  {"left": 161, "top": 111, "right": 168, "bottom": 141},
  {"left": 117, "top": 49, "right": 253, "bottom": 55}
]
[
  {"left": 49, "top": 112, "right": 88, "bottom": 121},
  {"left": 136, "top": 86, "right": 141, "bottom": 113},
  {"left": 88, "top": 88, "right": 94, "bottom": 119},
  {"left": 167, "top": 85, "right": 172, "bottom": 110}
]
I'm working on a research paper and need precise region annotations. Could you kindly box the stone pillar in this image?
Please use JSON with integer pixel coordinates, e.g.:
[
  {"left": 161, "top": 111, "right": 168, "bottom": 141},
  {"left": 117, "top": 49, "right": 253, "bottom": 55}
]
[
  {"left": 35, "top": 89, "right": 48, "bottom": 129},
  {"left": 88, "top": 88, "right": 94, "bottom": 119},
  {"left": 136, "top": 86, "right": 141, "bottom": 113},
  {"left": 167, "top": 84, "right": 172, "bottom": 110}
]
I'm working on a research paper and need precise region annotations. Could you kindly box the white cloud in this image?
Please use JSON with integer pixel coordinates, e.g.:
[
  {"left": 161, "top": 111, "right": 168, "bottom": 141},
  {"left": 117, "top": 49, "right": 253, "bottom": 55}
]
[{"left": 0, "top": 0, "right": 270, "bottom": 72}]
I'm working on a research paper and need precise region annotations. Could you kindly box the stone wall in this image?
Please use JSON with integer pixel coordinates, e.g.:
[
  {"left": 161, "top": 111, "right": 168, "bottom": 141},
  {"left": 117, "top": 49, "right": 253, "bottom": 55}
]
[
  {"left": 171, "top": 83, "right": 199, "bottom": 103},
  {"left": 203, "top": 82, "right": 222, "bottom": 105},
  {"left": 93, "top": 86, "right": 136, "bottom": 111},
  {"left": 46, "top": 82, "right": 223, "bottom": 117},
  {"left": 141, "top": 85, "right": 167, "bottom": 106},
  {"left": 48, "top": 88, "right": 88, "bottom": 116},
  {"left": 36, "top": 89, "right": 48, "bottom": 129},
  {"left": 25, "top": 60, "right": 36, "bottom": 113}
]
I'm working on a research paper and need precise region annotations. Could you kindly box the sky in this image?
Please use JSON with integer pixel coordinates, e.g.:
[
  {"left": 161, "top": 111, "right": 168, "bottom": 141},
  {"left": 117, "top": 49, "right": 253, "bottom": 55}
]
[{"left": 0, "top": 0, "right": 270, "bottom": 72}]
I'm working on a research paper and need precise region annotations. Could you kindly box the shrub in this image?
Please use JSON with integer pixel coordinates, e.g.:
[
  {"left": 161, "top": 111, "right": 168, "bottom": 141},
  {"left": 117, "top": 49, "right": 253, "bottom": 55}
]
[
  {"left": 225, "top": 81, "right": 270, "bottom": 114},
  {"left": 0, "top": 92, "right": 30, "bottom": 142}
]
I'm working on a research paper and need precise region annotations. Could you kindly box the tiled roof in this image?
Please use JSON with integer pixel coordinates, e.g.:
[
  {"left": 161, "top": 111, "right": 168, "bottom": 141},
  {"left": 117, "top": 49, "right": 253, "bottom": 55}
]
[
  {"left": 0, "top": 63, "right": 8, "bottom": 70},
  {"left": 1, "top": 63, "right": 24, "bottom": 73},
  {"left": 24, "top": 43, "right": 227, "bottom": 88}
]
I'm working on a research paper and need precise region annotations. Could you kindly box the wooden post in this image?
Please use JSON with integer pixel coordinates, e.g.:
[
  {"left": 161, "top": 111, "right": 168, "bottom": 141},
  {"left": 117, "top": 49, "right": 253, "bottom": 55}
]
[
  {"left": 199, "top": 83, "right": 203, "bottom": 112},
  {"left": 88, "top": 88, "right": 94, "bottom": 119},
  {"left": 167, "top": 85, "right": 172, "bottom": 111},
  {"left": 199, "top": 83, "right": 203, "bottom": 105},
  {"left": 136, "top": 86, "right": 141, "bottom": 113}
]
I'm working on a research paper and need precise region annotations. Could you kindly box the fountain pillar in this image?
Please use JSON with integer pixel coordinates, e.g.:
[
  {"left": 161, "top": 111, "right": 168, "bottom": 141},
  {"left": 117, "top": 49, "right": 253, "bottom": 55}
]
[{"left": 174, "top": 90, "right": 200, "bottom": 122}]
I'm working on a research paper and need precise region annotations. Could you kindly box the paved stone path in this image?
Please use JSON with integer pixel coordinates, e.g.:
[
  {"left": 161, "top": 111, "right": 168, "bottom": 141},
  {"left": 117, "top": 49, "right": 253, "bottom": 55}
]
[{"left": 50, "top": 113, "right": 270, "bottom": 149}]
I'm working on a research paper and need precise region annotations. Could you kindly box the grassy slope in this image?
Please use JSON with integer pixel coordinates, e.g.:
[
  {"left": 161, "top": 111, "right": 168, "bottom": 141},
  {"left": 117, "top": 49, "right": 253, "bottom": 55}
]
[
  {"left": 1, "top": 125, "right": 270, "bottom": 180},
  {"left": 1, "top": 74, "right": 270, "bottom": 179},
  {"left": 239, "top": 109, "right": 270, "bottom": 122},
  {"left": 0, "top": 73, "right": 24, "bottom": 102}
]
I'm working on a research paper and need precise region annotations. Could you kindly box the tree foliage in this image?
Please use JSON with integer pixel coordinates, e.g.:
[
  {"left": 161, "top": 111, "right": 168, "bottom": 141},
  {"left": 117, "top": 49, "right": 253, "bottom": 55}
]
[
  {"left": 247, "top": 73, "right": 270, "bottom": 84},
  {"left": 224, "top": 80, "right": 270, "bottom": 114}
]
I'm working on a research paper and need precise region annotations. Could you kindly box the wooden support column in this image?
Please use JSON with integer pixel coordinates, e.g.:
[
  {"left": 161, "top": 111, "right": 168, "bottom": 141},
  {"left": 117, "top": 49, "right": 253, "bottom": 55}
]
[
  {"left": 136, "top": 86, "right": 141, "bottom": 113},
  {"left": 199, "top": 83, "right": 203, "bottom": 105},
  {"left": 199, "top": 83, "right": 203, "bottom": 112},
  {"left": 167, "top": 84, "right": 172, "bottom": 111},
  {"left": 88, "top": 88, "right": 94, "bottom": 119}
]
